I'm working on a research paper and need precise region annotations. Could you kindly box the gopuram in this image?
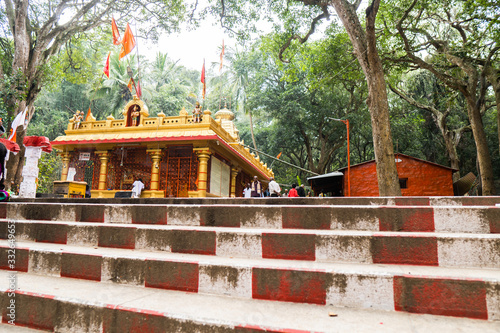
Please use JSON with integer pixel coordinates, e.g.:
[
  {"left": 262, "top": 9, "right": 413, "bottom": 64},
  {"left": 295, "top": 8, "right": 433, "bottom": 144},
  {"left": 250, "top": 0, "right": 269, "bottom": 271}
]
[{"left": 51, "top": 96, "right": 273, "bottom": 198}]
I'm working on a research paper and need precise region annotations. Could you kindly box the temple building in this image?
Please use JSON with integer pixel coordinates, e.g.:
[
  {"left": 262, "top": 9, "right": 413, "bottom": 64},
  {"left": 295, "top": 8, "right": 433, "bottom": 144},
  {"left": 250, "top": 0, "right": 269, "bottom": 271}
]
[{"left": 51, "top": 96, "right": 273, "bottom": 198}]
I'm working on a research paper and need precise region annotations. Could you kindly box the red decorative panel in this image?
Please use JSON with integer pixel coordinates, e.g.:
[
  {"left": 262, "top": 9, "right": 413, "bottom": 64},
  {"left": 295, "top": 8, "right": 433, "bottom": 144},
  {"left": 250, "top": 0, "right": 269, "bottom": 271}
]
[
  {"left": 163, "top": 146, "right": 198, "bottom": 197},
  {"left": 110, "top": 148, "right": 152, "bottom": 191}
]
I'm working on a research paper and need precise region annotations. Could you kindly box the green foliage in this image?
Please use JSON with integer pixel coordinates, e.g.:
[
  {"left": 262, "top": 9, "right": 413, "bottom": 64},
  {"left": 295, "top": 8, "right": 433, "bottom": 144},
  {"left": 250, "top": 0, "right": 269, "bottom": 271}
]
[{"left": 36, "top": 152, "right": 62, "bottom": 194}]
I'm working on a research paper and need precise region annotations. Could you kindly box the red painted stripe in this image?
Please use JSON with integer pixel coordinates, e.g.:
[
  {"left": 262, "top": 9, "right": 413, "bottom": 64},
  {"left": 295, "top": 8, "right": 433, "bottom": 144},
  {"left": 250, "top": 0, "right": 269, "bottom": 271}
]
[
  {"left": 79, "top": 205, "right": 105, "bottom": 223},
  {"left": 378, "top": 207, "right": 435, "bottom": 232},
  {"left": 102, "top": 306, "right": 167, "bottom": 333},
  {"left": 371, "top": 235, "right": 439, "bottom": 266},
  {"left": 145, "top": 259, "right": 199, "bottom": 292},
  {"left": 394, "top": 197, "right": 430, "bottom": 206},
  {"left": 61, "top": 253, "right": 102, "bottom": 281},
  {"left": 36, "top": 223, "right": 68, "bottom": 244},
  {"left": 486, "top": 207, "right": 500, "bottom": 233},
  {"left": 282, "top": 207, "right": 331, "bottom": 230},
  {"left": 170, "top": 230, "right": 216, "bottom": 255},
  {"left": 262, "top": 233, "right": 315, "bottom": 261},
  {"left": 98, "top": 226, "right": 136, "bottom": 249},
  {"left": 0, "top": 247, "right": 29, "bottom": 272},
  {"left": 2, "top": 291, "right": 56, "bottom": 331},
  {"left": 131, "top": 206, "right": 167, "bottom": 225},
  {"left": 252, "top": 268, "right": 327, "bottom": 305},
  {"left": 393, "top": 275, "right": 488, "bottom": 319},
  {"left": 0, "top": 203, "right": 6, "bottom": 219},
  {"left": 200, "top": 206, "right": 241, "bottom": 227}
]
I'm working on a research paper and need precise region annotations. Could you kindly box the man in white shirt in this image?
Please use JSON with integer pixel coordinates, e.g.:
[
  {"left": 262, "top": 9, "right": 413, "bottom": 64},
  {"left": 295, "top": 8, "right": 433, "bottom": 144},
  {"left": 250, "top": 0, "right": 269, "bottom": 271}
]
[
  {"left": 131, "top": 178, "right": 144, "bottom": 198},
  {"left": 268, "top": 177, "right": 281, "bottom": 197},
  {"left": 243, "top": 183, "right": 252, "bottom": 198}
]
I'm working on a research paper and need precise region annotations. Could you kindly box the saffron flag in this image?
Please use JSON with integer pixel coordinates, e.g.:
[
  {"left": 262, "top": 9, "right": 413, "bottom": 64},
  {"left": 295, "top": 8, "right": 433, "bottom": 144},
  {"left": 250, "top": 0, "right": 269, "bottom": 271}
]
[
  {"left": 136, "top": 79, "right": 142, "bottom": 98},
  {"left": 103, "top": 52, "right": 110, "bottom": 78},
  {"left": 112, "top": 18, "right": 121, "bottom": 45},
  {"left": 127, "top": 78, "right": 133, "bottom": 93},
  {"left": 8, "top": 107, "right": 27, "bottom": 142},
  {"left": 201, "top": 59, "right": 206, "bottom": 99},
  {"left": 119, "top": 23, "right": 136, "bottom": 60},
  {"left": 219, "top": 39, "right": 225, "bottom": 72},
  {"left": 276, "top": 152, "right": 282, "bottom": 159},
  {"left": 85, "top": 107, "right": 92, "bottom": 122}
]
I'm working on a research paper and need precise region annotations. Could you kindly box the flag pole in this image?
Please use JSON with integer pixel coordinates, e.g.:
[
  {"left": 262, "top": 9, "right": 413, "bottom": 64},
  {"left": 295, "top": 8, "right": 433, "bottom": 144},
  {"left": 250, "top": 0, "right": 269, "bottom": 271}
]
[{"left": 134, "top": 20, "right": 142, "bottom": 98}]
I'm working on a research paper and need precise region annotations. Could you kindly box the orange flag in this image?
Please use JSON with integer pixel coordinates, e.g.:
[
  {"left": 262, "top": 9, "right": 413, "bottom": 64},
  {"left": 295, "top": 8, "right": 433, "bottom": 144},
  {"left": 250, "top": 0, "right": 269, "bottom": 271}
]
[
  {"left": 201, "top": 59, "right": 206, "bottom": 99},
  {"left": 103, "top": 52, "right": 110, "bottom": 78},
  {"left": 119, "top": 23, "right": 136, "bottom": 60},
  {"left": 219, "top": 39, "right": 225, "bottom": 72},
  {"left": 127, "top": 78, "right": 133, "bottom": 92},
  {"left": 277, "top": 152, "right": 282, "bottom": 159},
  {"left": 85, "top": 107, "right": 92, "bottom": 121},
  {"left": 112, "top": 18, "right": 121, "bottom": 45}
]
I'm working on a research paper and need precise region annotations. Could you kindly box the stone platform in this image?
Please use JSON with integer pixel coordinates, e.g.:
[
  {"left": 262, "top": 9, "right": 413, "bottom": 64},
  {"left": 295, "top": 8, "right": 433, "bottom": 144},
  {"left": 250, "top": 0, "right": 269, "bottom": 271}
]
[{"left": 0, "top": 197, "right": 499, "bottom": 332}]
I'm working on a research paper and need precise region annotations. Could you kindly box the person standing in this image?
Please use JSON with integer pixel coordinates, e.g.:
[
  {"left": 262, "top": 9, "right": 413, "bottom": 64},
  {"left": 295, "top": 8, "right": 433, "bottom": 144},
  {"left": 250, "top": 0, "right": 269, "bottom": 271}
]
[
  {"left": 268, "top": 177, "right": 281, "bottom": 197},
  {"left": 297, "top": 184, "right": 306, "bottom": 197},
  {"left": 288, "top": 184, "right": 299, "bottom": 197},
  {"left": 251, "top": 176, "right": 262, "bottom": 197},
  {"left": 131, "top": 178, "right": 144, "bottom": 198},
  {"left": 243, "top": 183, "right": 252, "bottom": 198}
]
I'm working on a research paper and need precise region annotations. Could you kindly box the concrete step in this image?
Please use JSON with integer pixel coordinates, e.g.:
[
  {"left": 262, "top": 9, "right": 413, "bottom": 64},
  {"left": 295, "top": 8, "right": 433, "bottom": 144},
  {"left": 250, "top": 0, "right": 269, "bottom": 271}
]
[
  {"left": 1, "top": 271, "right": 500, "bottom": 332},
  {"left": 10, "top": 196, "right": 500, "bottom": 206},
  {"left": 2, "top": 203, "right": 499, "bottom": 233},
  {"left": 2, "top": 221, "right": 499, "bottom": 268},
  {"left": 0, "top": 324, "right": 45, "bottom": 332},
  {"left": 1, "top": 240, "right": 499, "bottom": 320}
]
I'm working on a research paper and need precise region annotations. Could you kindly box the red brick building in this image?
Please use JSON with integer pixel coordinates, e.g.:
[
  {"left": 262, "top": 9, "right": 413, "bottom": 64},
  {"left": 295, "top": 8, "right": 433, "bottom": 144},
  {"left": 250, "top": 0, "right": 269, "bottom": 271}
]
[{"left": 338, "top": 153, "right": 457, "bottom": 196}]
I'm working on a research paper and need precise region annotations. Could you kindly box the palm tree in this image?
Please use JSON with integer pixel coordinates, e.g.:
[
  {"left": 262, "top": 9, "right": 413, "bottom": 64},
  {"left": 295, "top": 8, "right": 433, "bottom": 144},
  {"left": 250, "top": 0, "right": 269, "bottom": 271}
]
[
  {"left": 218, "top": 46, "right": 261, "bottom": 156},
  {"left": 91, "top": 52, "right": 139, "bottom": 119}
]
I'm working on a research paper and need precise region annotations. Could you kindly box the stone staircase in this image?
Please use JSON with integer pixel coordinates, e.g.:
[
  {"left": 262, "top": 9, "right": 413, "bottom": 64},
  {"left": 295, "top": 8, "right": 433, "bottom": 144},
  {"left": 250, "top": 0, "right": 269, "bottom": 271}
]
[{"left": 0, "top": 197, "right": 499, "bottom": 332}]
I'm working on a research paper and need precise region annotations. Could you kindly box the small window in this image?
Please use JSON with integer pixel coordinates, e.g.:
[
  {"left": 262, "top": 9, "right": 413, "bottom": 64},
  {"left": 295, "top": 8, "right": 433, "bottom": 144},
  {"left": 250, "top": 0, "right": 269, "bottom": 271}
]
[{"left": 399, "top": 178, "right": 408, "bottom": 189}]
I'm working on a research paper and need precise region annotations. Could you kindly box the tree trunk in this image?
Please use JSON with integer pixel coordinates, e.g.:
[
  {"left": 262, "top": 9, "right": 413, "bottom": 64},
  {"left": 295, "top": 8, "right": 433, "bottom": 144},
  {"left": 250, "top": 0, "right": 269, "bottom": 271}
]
[
  {"left": 465, "top": 96, "right": 496, "bottom": 195},
  {"left": 248, "top": 110, "right": 259, "bottom": 158},
  {"left": 485, "top": 68, "right": 500, "bottom": 157},
  {"left": 331, "top": 0, "right": 401, "bottom": 196}
]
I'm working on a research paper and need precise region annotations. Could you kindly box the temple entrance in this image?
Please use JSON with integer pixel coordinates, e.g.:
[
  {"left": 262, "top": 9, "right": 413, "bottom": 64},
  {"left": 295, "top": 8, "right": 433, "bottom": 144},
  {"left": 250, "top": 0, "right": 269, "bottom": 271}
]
[{"left": 164, "top": 146, "right": 197, "bottom": 197}]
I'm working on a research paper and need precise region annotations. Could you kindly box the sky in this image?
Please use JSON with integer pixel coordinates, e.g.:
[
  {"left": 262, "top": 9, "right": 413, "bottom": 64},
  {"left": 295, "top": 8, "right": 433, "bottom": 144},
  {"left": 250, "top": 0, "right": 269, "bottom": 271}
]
[{"left": 140, "top": 22, "right": 235, "bottom": 71}]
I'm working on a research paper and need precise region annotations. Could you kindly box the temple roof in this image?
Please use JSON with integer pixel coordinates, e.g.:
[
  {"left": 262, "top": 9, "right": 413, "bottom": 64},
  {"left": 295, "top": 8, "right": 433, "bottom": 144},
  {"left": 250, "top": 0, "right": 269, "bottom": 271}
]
[{"left": 51, "top": 98, "right": 273, "bottom": 179}]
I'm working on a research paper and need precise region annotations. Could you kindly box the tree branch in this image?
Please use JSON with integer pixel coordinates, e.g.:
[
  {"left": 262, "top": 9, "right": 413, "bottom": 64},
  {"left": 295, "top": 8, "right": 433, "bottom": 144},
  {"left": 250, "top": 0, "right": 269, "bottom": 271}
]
[{"left": 278, "top": 6, "right": 329, "bottom": 63}]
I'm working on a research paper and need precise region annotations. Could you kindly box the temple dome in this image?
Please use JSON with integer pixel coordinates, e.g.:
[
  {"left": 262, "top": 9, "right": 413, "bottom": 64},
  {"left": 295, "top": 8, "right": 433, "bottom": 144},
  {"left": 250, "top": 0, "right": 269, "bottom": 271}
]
[{"left": 214, "top": 107, "right": 235, "bottom": 121}]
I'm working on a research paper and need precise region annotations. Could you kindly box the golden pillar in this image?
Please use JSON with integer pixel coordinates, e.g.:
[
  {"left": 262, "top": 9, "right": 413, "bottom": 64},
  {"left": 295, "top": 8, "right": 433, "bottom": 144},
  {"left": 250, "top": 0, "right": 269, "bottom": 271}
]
[
  {"left": 58, "top": 152, "right": 71, "bottom": 181},
  {"left": 230, "top": 167, "right": 239, "bottom": 198},
  {"left": 147, "top": 149, "right": 162, "bottom": 191},
  {"left": 96, "top": 151, "right": 110, "bottom": 191},
  {"left": 194, "top": 148, "right": 211, "bottom": 197}
]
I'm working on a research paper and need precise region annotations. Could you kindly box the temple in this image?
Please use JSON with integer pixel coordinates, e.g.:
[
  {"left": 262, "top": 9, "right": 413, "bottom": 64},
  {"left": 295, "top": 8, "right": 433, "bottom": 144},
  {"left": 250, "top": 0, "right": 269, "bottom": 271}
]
[{"left": 51, "top": 96, "right": 273, "bottom": 198}]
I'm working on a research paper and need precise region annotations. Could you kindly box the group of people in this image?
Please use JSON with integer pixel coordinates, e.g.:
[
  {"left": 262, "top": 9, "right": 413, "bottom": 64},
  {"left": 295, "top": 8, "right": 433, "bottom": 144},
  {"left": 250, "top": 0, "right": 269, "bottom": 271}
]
[{"left": 243, "top": 176, "right": 310, "bottom": 198}]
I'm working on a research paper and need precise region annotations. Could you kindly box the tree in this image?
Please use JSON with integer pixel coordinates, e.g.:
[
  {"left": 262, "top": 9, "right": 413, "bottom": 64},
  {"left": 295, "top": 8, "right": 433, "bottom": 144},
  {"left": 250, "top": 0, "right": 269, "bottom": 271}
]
[
  {"left": 383, "top": 0, "right": 497, "bottom": 194},
  {"left": 0, "top": 0, "right": 186, "bottom": 189},
  {"left": 388, "top": 71, "right": 471, "bottom": 181},
  {"left": 209, "top": 0, "right": 401, "bottom": 195}
]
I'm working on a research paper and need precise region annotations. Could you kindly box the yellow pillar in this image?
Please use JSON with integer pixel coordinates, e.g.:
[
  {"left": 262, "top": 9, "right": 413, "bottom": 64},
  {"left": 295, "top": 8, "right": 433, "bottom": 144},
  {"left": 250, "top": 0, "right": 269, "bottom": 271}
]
[
  {"left": 147, "top": 149, "right": 162, "bottom": 191},
  {"left": 58, "top": 152, "right": 71, "bottom": 181},
  {"left": 194, "top": 148, "right": 211, "bottom": 197},
  {"left": 96, "top": 151, "right": 110, "bottom": 191},
  {"left": 230, "top": 167, "right": 239, "bottom": 198}
]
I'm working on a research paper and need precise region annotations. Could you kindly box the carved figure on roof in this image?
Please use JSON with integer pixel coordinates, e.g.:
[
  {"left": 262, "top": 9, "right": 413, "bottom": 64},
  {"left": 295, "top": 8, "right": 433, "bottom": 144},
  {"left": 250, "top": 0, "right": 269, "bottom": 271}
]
[
  {"left": 192, "top": 101, "right": 202, "bottom": 123},
  {"left": 131, "top": 105, "right": 140, "bottom": 126},
  {"left": 123, "top": 96, "right": 149, "bottom": 127},
  {"left": 73, "top": 111, "right": 83, "bottom": 129}
]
